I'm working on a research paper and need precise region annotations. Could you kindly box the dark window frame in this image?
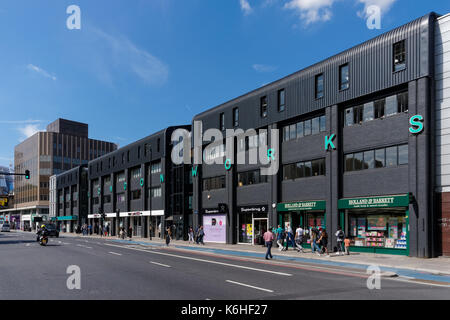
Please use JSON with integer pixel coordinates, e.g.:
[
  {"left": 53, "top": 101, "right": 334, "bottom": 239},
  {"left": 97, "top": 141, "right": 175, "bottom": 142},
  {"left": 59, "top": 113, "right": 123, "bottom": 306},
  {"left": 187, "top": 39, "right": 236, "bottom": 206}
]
[
  {"left": 260, "top": 96, "right": 268, "bottom": 118},
  {"left": 393, "top": 40, "right": 406, "bottom": 72},
  {"left": 278, "top": 89, "right": 285, "bottom": 112},
  {"left": 339, "top": 63, "right": 350, "bottom": 91},
  {"left": 315, "top": 73, "right": 324, "bottom": 99}
]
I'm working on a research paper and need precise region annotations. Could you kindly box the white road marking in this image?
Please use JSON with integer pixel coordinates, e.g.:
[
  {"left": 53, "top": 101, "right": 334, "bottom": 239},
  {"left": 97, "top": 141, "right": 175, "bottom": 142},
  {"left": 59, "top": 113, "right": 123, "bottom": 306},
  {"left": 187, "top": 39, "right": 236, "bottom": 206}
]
[
  {"left": 77, "top": 244, "right": 92, "bottom": 249},
  {"left": 108, "top": 252, "right": 122, "bottom": 256},
  {"left": 391, "top": 277, "right": 450, "bottom": 288},
  {"left": 226, "top": 280, "right": 274, "bottom": 293},
  {"left": 104, "top": 243, "right": 292, "bottom": 276},
  {"left": 150, "top": 261, "right": 171, "bottom": 268}
]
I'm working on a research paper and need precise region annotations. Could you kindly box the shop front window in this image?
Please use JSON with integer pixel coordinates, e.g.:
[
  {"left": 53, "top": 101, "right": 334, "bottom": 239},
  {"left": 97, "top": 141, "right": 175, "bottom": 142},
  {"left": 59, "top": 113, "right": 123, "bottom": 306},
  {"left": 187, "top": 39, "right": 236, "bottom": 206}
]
[
  {"left": 346, "top": 210, "right": 407, "bottom": 249},
  {"left": 238, "top": 214, "right": 253, "bottom": 244}
]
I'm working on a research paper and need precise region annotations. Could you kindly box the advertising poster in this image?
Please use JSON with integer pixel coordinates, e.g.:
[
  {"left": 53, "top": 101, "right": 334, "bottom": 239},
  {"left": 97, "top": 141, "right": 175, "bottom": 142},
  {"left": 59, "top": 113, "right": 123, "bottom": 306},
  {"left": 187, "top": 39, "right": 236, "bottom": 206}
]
[
  {"left": 350, "top": 218, "right": 357, "bottom": 236},
  {"left": 357, "top": 218, "right": 366, "bottom": 238},
  {"left": 368, "top": 216, "right": 387, "bottom": 231},
  {"left": 246, "top": 224, "right": 252, "bottom": 237},
  {"left": 389, "top": 218, "right": 398, "bottom": 239},
  {"left": 203, "top": 215, "right": 226, "bottom": 243}
]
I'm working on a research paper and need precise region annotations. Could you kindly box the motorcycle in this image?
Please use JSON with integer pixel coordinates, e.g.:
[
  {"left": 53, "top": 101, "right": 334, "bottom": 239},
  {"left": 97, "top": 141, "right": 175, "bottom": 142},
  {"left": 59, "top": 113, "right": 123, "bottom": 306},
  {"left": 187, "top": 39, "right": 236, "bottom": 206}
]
[
  {"left": 39, "top": 234, "right": 48, "bottom": 246},
  {"left": 36, "top": 229, "right": 49, "bottom": 246}
]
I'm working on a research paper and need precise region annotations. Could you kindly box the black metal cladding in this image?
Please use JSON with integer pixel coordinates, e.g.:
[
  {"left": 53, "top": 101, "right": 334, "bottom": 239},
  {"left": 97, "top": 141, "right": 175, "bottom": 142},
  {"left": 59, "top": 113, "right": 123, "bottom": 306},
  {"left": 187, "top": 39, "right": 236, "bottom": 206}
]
[
  {"left": 88, "top": 126, "right": 189, "bottom": 179},
  {"left": 56, "top": 165, "right": 84, "bottom": 189},
  {"left": 193, "top": 13, "right": 436, "bottom": 133}
]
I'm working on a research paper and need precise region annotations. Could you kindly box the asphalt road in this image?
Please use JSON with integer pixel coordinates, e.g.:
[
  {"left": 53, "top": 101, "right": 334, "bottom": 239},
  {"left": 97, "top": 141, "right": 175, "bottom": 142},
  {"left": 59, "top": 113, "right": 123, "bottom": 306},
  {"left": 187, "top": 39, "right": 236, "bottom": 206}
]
[{"left": 0, "top": 231, "right": 449, "bottom": 300}]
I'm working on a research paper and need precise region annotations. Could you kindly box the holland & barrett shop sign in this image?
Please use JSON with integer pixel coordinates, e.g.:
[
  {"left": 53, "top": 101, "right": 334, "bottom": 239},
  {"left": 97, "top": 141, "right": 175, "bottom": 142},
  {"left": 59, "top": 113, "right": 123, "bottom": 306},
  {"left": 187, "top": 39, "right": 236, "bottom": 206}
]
[
  {"left": 277, "top": 201, "right": 326, "bottom": 212},
  {"left": 338, "top": 194, "right": 409, "bottom": 209}
]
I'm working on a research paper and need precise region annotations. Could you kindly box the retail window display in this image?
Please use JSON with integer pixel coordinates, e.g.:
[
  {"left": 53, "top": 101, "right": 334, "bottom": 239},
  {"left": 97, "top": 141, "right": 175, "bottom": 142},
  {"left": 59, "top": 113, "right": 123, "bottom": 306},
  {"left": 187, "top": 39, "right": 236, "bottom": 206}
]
[{"left": 347, "top": 212, "right": 407, "bottom": 250}]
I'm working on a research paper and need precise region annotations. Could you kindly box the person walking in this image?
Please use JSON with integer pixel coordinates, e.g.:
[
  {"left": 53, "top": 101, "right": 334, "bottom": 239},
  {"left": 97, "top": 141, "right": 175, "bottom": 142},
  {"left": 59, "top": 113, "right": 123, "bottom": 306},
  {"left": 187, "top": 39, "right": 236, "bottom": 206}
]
[
  {"left": 188, "top": 226, "right": 194, "bottom": 244},
  {"left": 284, "top": 224, "right": 293, "bottom": 251},
  {"left": 198, "top": 226, "right": 205, "bottom": 245},
  {"left": 295, "top": 225, "right": 305, "bottom": 253},
  {"left": 276, "top": 225, "right": 284, "bottom": 251},
  {"left": 310, "top": 227, "right": 321, "bottom": 256},
  {"left": 263, "top": 227, "right": 275, "bottom": 260},
  {"left": 165, "top": 227, "right": 171, "bottom": 246},
  {"left": 127, "top": 225, "right": 133, "bottom": 241},
  {"left": 318, "top": 229, "right": 330, "bottom": 257},
  {"left": 344, "top": 236, "right": 351, "bottom": 255},
  {"left": 335, "top": 226, "right": 345, "bottom": 255}
]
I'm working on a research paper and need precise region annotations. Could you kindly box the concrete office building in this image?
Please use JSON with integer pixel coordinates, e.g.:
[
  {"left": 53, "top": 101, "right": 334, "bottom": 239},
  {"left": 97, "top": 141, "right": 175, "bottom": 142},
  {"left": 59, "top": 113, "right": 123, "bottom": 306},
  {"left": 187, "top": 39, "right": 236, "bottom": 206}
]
[
  {"left": 191, "top": 12, "right": 450, "bottom": 258},
  {"left": 86, "top": 126, "right": 192, "bottom": 240},
  {"left": 10, "top": 118, "right": 117, "bottom": 230}
]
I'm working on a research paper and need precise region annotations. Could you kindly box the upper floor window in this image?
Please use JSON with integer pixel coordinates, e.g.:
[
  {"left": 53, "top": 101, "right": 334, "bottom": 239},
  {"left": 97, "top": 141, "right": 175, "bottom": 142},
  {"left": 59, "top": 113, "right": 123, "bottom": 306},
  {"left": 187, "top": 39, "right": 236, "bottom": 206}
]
[
  {"left": 116, "top": 172, "right": 125, "bottom": 183},
  {"left": 203, "top": 176, "right": 226, "bottom": 191},
  {"left": 283, "top": 115, "right": 326, "bottom": 142},
  {"left": 237, "top": 169, "right": 268, "bottom": 187},
  {"left": 220, "top": 113, "right": 225, "bottom": 131},
  {"left": 278, "top": 89, "right": 285, "bottom": 112},
  {"left": 233, "top": 107, "right": 239, "bottom": 127},
  {"left": 203, "top": 144, "right": 225, "bottom": 162},
  {"left": 283, "top": 158, "right": 326, "bottom": 180},
  {"left": 344, "top": 91, "right": 408, "bottom": 126},
  {"left": 157, "top": 138, "right": 161, "bottom": 153},
  {"left": 393, "top": 40, "right": 406, "bottom": 72},
  {"left": 344, "top": 144, "right": 408, "bottom": 172},
  {"left": 339, "top": 64, "right": 349, "bottom": 90},
  {"left": 260, "top": 96, "right": 268, "bottom": 118},
  {"left": 131, "top": 167, "right": 141, "bottom": 179},
  {"left": 315, "top": 74, "right": 324, "bottom": 99},
  {"left": 151, "top": 162, "right": 162, "bottom": 174}
]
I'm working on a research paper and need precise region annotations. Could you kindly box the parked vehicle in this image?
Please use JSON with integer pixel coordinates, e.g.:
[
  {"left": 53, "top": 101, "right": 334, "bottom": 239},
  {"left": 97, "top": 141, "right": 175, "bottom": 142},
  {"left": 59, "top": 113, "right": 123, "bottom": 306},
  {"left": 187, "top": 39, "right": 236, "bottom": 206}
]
[{"left": 1, "top": 223, "right": 10, "bottom": 232}]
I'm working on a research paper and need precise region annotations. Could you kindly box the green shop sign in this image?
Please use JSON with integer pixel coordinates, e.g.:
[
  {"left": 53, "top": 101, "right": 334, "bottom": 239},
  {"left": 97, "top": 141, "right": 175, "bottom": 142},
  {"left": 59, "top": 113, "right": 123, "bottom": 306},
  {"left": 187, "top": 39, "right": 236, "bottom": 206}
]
[
  {"left": 338, "top": 194, "right": 409, "bottom": 209},
  {"left": 277, "top": 200, "right": 326, "bottom": 212},
  {"left": 56, "top": 216, "right": 78, "bottom": 221}
]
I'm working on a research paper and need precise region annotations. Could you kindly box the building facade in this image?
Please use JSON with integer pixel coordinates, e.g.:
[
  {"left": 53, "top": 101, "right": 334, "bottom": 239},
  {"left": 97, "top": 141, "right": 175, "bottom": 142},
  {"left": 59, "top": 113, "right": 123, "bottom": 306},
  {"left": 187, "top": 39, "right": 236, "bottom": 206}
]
[
  {"left": 436, "top": 13, "right": 450, "bottom": 256},
  {"left": 11, "top": 118, "right": 117, "bottom": 230},
  {"left": 51, "top": 166, "right": 89, "bottom": 232},
  {"left": 190, "top": 12, "right": 447, "bottom": 258},
  {"left": 86, "top": 126, "right": 192, "bottom": 239}
]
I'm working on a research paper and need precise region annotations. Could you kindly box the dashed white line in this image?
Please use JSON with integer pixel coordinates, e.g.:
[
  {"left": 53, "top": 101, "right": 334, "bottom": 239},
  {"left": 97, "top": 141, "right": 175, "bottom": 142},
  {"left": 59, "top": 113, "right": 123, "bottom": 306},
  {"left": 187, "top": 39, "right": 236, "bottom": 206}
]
[
  {"left": 150, "top": 261, "right": 171, "bottom": 268},
  {"left": 76, "top": 244, "right": 92, "bottom": 249},
  {"left": 108, "top": 252, "right": 122, "bottom": 256},
  {"left": 226, "top": 280, "right": 274, "bottom": 293},
  {"left": 104, "top": 243, "right": 292, "bottom": 276}
]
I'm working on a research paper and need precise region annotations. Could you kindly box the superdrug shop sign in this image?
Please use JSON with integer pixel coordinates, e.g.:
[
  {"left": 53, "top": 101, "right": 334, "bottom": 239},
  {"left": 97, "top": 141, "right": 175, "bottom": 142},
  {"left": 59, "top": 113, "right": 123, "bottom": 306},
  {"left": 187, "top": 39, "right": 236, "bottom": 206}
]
[{"left": 237, "top": 205, "right": 268, "bottom": 214}]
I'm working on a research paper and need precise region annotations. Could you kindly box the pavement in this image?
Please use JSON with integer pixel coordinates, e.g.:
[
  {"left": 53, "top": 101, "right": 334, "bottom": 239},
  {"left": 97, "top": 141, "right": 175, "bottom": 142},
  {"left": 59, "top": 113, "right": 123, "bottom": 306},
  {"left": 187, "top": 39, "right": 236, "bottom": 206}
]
[
  {"left": 1, "top": 231, "right": 450, "bottom": 300},
  {"left": 43, "top": 231, "right": 450, "bottom": 281}
]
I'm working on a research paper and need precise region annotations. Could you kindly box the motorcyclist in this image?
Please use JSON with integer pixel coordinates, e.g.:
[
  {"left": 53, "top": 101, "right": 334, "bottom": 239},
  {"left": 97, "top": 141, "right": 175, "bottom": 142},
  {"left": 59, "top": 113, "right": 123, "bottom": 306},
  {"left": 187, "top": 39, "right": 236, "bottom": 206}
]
[{"left": 36, "top": 224, "right": 49, "bottom": 241}]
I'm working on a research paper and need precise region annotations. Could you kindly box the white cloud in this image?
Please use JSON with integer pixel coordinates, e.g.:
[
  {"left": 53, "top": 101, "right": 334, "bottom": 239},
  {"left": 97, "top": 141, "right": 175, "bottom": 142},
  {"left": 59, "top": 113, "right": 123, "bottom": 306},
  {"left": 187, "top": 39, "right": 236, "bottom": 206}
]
[
  {"left": 17, "top": 124, "right": 42, "bottom": 141},
  {"left": 252, "top": 64, "right": 277, "bottom": 72},
  {"left": 0, "top": 120, "right": 45, "bottom": 124},
  {"left": 240, "top": 0, "right": 253, "bottom": 15},
  {"left": 357, "top": 0, "right": 397, "bottom": 18},
  {"left": 284, "top": 0, "right": 337, "bottom": 25},
  {"left": 90, "top": 27, "right": 169, "bottom": 86},
  {"left": 27, "top": 64, "right": 57, "bottom": 81}
]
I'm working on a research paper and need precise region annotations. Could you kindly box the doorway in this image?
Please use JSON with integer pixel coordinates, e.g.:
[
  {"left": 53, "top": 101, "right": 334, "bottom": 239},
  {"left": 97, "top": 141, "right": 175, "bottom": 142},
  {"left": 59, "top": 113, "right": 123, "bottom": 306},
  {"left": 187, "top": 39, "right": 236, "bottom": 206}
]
[{"left": 253, "top": 218, "right": 268, "bottom": 246}]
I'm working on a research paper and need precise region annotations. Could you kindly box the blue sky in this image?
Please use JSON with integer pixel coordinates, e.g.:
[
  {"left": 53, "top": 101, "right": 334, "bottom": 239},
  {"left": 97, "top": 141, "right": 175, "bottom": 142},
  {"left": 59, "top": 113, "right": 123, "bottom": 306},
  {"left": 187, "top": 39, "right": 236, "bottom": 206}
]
[{"left": 1, "top": 0, "right": 449, "bottom": 168}]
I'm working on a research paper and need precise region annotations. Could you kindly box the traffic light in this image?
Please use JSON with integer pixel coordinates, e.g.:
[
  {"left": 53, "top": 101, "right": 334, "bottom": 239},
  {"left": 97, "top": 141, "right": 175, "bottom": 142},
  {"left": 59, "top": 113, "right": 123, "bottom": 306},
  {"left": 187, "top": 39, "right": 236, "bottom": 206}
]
[{"left": 25, "top": 170, "right": 30, "bottom": 180}]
